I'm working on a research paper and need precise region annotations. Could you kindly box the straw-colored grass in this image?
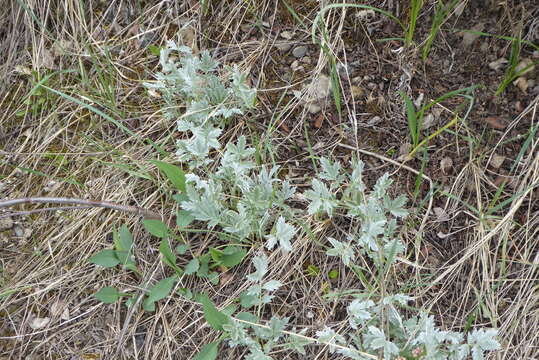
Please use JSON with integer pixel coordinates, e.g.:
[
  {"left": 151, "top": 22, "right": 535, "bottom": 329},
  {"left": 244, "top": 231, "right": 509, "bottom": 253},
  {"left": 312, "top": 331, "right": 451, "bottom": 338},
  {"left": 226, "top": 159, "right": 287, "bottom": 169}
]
[{"left": 1, "top": 0, "right": 537, "bottom": 359}]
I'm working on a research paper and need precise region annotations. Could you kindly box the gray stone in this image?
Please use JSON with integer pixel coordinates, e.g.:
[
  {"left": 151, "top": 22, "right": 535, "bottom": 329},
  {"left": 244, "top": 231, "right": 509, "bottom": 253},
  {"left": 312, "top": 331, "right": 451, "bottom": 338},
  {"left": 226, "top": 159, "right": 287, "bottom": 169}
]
[
  {"left": 292, "top": 45, "right": 308, "bottom": 58},
  {"left": 276, "top": 43, "right": 291, "bottom": 52}
]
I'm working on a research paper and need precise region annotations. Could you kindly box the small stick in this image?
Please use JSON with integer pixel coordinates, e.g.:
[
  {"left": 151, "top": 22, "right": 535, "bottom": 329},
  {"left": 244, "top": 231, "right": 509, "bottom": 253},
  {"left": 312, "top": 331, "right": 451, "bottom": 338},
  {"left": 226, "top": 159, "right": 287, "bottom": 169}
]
[{"left": 0, "top": 197, "right": 162, "bottom": 221}]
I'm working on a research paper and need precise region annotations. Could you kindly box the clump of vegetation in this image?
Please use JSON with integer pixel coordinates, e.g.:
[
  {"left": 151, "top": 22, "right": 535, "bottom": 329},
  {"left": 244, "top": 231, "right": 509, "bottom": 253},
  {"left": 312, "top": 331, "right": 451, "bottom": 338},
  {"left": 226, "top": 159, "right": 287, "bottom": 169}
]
[{"left": 86, "top": 45, "right": 501, "bottom": 360}]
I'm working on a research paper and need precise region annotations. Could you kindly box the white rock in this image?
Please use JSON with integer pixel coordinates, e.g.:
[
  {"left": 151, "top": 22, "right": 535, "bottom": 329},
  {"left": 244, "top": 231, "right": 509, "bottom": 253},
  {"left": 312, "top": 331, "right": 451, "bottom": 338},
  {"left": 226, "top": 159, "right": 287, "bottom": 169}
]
[
  {"left": 29, "top": 317, "right": 50, "bottom": 330},
  {"left": 440, "top": 157, "right": 453, "bottom": 174},
  {"left": 280, "top": 31, "right": 294, "bottom": 40},
  {"left": 0, "top": 216, "right": 13, "bottom": 230},
  {"left": 462, "top": 23, "right": 484, "bottom": 47},
  {"left": 306, "top": 74, "right": 331, "bottom": 101},
  {"left": 515, "top": 58, "right": 535, "bottom": 76},
  {"left": 488, "top": 58, "right": 508, "bottom": 71},
  {"left": 433, "top": 207, "right": 450, "bottom": 222},
  {"left": 291, "top": 60, "right": 303, "bottom": 72},
  {"left": 490, "top": 154, "right": 505, "bottom": 169},
  {"left": 422, "top": 113, "right": 436, "bottom": 130}
]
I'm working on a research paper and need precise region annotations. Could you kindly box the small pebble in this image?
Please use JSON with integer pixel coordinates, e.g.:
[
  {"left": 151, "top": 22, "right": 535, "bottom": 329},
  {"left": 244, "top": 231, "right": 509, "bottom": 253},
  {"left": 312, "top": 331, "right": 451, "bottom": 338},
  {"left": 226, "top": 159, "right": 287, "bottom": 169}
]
[
  {"left": 275, "top": 43, "right": 291, "bottom": 52},
  {"left": 13, "top": 225, "right": 24, "bottom": 237},
  {"left": 368, "top": 116, "right": 381, "bottom": 126},
  {"left": 367, "top": 82, "right": 377, "bottom": 90},
  {"left": 292, "top": 45, "right": 308, "bottom": 58},
  {"left": 0, "top": 216, "right": 14, "bottom": 231},
  {"left": 291, "top": 60, "right": 303, "bottom": 72},
  {"left": 490, "top": 154, "right": 505, "bottom": 169},
  {"left": 280, "top": 31, "right": 294, "bottom": 40}
]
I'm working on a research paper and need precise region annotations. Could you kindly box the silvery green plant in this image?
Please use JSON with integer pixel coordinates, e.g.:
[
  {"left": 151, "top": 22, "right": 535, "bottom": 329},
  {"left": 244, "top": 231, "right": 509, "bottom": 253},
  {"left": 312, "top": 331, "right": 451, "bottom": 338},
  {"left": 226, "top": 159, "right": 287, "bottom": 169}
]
[
  {"left": 316, "top": 296, "right": 500, "bottom": 360},
  {"left": 303, "top": 158, "right": 500, "bottom": 359},
  {"left": 305, "top": 157, "right": 408, "bottom": 266},
  {"left": 181, "top": 136, "right": 297, "bottom": 247},
  {"left": 238, "top": 253, "right": 282, "bottom": 309},
  {"left": 221, "top": 254, "right": 312, "bottom": 359},
  {"left": 144, "top": 41, "right": 256, "bottom": 168},
  {"left": 145, "top": 44, "right": 297, "bottom": 249}
]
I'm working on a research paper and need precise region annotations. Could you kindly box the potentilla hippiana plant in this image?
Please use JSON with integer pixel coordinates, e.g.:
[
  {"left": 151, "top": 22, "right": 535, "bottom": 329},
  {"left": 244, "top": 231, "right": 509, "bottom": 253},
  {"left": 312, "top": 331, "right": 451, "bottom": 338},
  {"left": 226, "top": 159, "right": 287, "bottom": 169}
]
[
  {"left": 306, "top": 157, "right": 501, "bottom": 360},
  {"left": 143, "top": 44, "right": 500, "bottom": 359},
  {"left": 144, "top": 40, "right": 256, "bottom": 169}
]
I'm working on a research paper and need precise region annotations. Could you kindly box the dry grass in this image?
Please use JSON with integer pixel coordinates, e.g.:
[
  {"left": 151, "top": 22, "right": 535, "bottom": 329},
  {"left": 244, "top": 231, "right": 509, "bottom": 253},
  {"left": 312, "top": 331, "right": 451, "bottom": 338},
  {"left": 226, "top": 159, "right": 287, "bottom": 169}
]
[{"left": 1, "top": 0, "right": 538, "bottom": 359}]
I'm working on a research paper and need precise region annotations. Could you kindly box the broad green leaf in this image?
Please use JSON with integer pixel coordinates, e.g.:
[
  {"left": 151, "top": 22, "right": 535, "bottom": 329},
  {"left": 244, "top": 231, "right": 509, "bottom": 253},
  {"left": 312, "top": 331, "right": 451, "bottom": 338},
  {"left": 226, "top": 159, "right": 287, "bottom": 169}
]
[
  {"left": 176, "top": 209, "right": 195, "bottom": 228},
  {"left": 115, "top": 225, "right": 134, "bottom": 252},
  {"left": 220, "top": 248, "right": 246, "bottom": 268},
  {"left": 88, "top": 249, "right": 120, "bottom": 268},
  {"left": 148, "top": 45, "right": 162, "bottom": 56},
  {"left": 197, "top": 254, "right": 210, "bottom": 277},
  {"left": 328, "top": 269, "right": 339, "bottom": 279},
  {"left": 151, "top": 160, "right": 186, "bottom": 192},
  {"left": 94, "top": 287, "right": 122, "bottom": 304},
  {"left": 143, "top": 219, "right": 169, "bottom": 238},
  {"left": 177, "top": 287, "right": 194, "bottom": 300},
  {"left": 185, "top": 258, "right": 200, "bottom": 275},
  {"left": 143, "top": 276, "right": 178, "bottom": 312},
  {"left": 199, "top": 293, "right": 229, "bottom": 331},
  {"left": 125, "top": 296, "right": 136, "bottom": 308},
  {"left": 208, "top": 271, "right": 219, "bottom": 285},
  {"left": 209, "top": 248, "right": 223, "bottom": 263},
  {"left": 239, "top": 293, "right": 257, "bottom": 309},
  {"left": 222, "top": 304, "right": 237, "bottom": 316},
  {"left": 159, "top": 238, "right": 182, "bottom": 274},
  {"left": 112, "top": 226, "right": 137, "bottom": 269},
  {"left": 143, "top": 299, "right": 156, "bottom": 312},
  {"left": 193, "top": 341, "right": 220, "bottom": 360},
  {"left": 236, "top": 312, "right": 258, "bottom": 323}
]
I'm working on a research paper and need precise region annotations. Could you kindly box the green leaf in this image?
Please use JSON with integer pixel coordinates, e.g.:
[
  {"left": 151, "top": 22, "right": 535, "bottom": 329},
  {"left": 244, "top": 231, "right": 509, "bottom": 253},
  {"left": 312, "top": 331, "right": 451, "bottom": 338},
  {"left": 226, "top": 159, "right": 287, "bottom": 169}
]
[
  {"left": 239, "top": 293, "right": 257, "bottom": 309},
  {"left": 125, "top": 297, "right": 136, "bottom": 308},
  {"left": 220, "top": 248, "right": 246, "bottom": 268},
  {"left": 143, "top": 219, "right": 169, "bottom": 238},
  {"left": 185, "top": 258, "right": 200, "bottom": 275},
  {"left": 328, "top": 269, "right": 339, "bottom": 279},
  {"left": 173, "top": 193, "right": 189, "bottom": 204},
  {"left": 115, "top": 225, "right": 134, "bottom": 253},
  {"left": 143, "top": 276, "right": 178, "bottom": 312},
  {"left": 209, "top": 248, "right": 223, "bottom": 263},
  {"left": 176, "top": 243, "right": 190, "bottom": 255},
  {"left": 222, "top": 304, "right": 237, "bottom": 316},
  {"left": 236, "top": 312, "right": 258, "bottom": 323},
  {"left": 177, "top": 287, "right": 194, "bottom": 300},
  {"left": 112, "top": 227, "right": 137, "bottom": 268},
  {"left": 306, "top": 264, "right": 321, "bottom": 276},
  {"left": 197, "top": 254, "right": 210, "bottom": 277},
  {"left": 159, "top": 238, "right": 182, "bottom": 274},
  {"left": 88, "top": 249, "right": 120, "bottom": 268},
  {"left": 151, "top": 160, "right": 186, "bottom": 192},
  {"left": 193, "top": 341, "right": 220, "bottom": 360},
  {"left": 94, "top": 287, "right": 122, "bottom": 304},
  {"left": 148, "top": 45, "right": 162, "bottom": 56},
  {"left": 208, "top": 271, "right": 219, "bottom": 285},
  {"left": 399, "top": 91, "right": 419, "bottom": 147},
  {"left": 199, "top": 293, "right": 229, "bottom": 331},
  {"left": 176, "top": 209, "right": 195, "bottom": 228}
]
